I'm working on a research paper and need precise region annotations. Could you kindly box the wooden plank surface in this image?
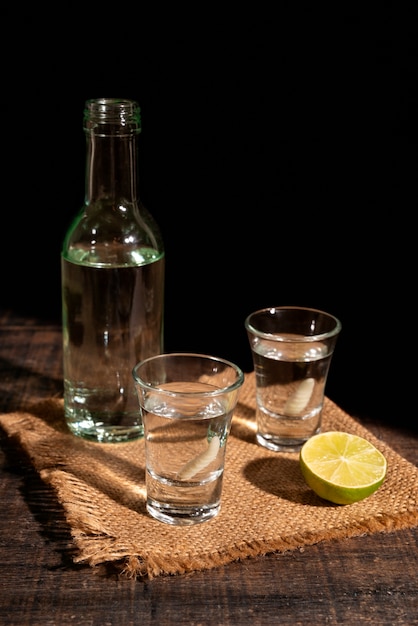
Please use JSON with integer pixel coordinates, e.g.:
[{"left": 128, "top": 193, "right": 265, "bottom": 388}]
[{"left": 1, "top": 310, "right": 417, "bottom": 626}]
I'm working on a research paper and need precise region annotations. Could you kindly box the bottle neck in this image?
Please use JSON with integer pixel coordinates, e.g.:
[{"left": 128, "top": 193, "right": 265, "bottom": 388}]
[
  {"left": 83, "top": 98, "right": 142, "bottom": 206},
  {"left": 85, "top": 131, "right": 139, "bottom": 204}
]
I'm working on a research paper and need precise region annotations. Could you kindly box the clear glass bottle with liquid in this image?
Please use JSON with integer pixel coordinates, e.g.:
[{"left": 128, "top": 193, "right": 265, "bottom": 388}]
[{"left": 61, "top": 98, "right": 165, "bottom": 443}]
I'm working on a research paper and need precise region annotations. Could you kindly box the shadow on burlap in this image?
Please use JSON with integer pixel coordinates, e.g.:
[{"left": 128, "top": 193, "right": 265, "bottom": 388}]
[{"left": 1, "top": 372, "right": 417, "bottom": 579}]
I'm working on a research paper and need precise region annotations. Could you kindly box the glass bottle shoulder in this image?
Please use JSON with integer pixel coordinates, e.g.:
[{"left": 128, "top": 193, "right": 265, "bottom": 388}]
[{"left": 62, "top": 200, "right": 164, "bottom": 268}]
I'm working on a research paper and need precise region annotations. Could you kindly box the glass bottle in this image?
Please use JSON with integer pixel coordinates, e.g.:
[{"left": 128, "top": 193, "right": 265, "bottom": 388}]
[{"left": 61, "top": 98, "right": 164, "bottom": 443}]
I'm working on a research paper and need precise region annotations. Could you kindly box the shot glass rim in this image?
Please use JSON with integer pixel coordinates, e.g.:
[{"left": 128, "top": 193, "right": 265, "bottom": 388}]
[
  {"left": 132, "top": 352, "right": 245, "bottom": 397},
  {"left": 244, "top": 306, "right": 342, "bottom": 342}
]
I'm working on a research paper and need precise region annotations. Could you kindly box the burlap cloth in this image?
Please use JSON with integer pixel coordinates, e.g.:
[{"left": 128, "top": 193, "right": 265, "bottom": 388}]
[{"left": 1, "top": 372, "right": 418, "bottom": 579}]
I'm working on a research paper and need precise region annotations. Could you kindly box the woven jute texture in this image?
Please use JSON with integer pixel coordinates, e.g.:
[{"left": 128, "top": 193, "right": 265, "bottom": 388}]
[{"left": 1, "top": 372, "right": 418, "bottom": 579}]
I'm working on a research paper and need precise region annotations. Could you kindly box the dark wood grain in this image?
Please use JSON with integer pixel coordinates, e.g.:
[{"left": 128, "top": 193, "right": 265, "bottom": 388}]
[{"left": 1, "top": 309, "right": 417, "bottom": 626}]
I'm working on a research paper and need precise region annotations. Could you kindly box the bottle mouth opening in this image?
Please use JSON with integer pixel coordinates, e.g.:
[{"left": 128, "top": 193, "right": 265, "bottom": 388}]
[{"left": 83, "top": 98, "right": 141, "bottom": 132}]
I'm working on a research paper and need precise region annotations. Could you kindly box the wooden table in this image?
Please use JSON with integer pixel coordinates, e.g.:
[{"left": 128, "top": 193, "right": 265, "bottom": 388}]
[{"left": 1, "top": 309, "right": 417, "bottom": 626}]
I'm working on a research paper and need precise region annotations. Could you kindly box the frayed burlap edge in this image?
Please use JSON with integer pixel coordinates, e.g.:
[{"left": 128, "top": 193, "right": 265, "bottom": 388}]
[{"left": 1, "top": 373, "right": 418, "bottom": 580}]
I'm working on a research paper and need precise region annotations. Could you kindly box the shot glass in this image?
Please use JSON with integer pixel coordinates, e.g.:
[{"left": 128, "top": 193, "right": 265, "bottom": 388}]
[
  {"left": 245, "top": 306, "right": 341, "bottom": 452},
  {"left": 132, "top": 353, "right": 244, "bottom": 526}
]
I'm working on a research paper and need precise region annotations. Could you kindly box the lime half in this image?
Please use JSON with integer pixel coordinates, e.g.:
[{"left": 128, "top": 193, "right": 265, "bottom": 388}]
[{"left": 300, "top": 431, "right": 387, "bottom": 505}]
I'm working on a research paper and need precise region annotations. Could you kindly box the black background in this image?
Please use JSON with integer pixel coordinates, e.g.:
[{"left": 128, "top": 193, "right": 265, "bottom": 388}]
[{"left": 2, "top": 7, "right": 416, "bottom": 425}]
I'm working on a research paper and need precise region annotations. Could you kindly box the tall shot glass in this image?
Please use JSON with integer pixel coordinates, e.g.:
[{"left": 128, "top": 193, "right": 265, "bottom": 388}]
[
  {"left": 132, "top": 353, "right": 244, "bottom": 526},
  {"left": 245, "top": 306, "right": 341, "bottom": 452}
]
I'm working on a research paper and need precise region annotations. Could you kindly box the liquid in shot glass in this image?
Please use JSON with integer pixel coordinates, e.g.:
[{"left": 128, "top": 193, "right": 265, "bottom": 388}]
[
  {"left": 245, "top": 306, "right": 341, "bottom": 452},
  {"left": 132, "top": 353, "right": 244, "bottom": 525}
]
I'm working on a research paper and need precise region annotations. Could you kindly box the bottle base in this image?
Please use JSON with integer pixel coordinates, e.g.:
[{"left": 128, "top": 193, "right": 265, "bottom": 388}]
[{"left": 66, "top": 421, "right": 144, "bottom": 443}]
